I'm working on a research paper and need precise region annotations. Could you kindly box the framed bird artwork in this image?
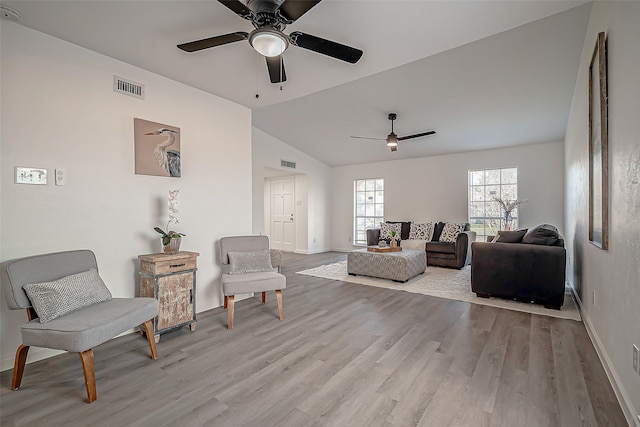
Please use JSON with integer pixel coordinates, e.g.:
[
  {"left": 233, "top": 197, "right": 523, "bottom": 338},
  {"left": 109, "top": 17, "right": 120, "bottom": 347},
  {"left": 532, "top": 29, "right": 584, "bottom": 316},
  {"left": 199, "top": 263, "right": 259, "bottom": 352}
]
[{"left": 134, "top": 118, "right": 181, "bottom": 178}]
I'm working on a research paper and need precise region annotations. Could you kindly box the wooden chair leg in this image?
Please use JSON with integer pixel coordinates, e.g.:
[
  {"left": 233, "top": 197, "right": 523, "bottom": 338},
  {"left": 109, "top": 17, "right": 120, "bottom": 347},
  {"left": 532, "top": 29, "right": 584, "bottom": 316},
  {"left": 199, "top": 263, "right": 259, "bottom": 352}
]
[
  {"left": 78, "top": 349, "right": 97, "bottom": 403},
  {"left": 224, "top": 295, "right": 228, "bottom": 309},
  {"left": 227, "top": 295, "right": 235, "bottom": 329},
  {"left": 11, "top": 345, "right": 30, "bottom": 390},
  {"left": 262, "top": 291, "right": 267, "bottom": 304},
  {"left": 276, "top": 290, "right": 284, "bottom": 320},
  {"left": 141, "top": 319, "right": 158, "bottom": 360}
]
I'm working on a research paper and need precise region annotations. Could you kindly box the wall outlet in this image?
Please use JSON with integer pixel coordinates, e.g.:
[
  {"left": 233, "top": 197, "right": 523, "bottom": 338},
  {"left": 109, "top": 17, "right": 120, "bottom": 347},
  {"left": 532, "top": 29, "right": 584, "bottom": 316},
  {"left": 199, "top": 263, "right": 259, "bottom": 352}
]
[{"left": 634, "top": 345, "right": 639, "bottom": 373}]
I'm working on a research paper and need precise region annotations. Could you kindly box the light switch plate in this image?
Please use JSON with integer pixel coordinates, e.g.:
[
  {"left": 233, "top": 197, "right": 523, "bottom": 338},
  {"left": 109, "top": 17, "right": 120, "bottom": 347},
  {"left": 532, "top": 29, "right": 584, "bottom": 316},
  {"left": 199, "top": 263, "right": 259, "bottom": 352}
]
[
  {"left": 15, "top": 167, "right": 47, "bottom": 185},
  {"left": 55, "top": 169, "right": 65, "bottom": 186}
]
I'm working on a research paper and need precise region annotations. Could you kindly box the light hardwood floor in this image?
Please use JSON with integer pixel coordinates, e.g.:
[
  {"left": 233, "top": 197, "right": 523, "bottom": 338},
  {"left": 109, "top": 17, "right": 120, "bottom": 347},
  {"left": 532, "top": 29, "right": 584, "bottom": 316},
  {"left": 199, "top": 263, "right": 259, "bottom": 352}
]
[{"left": 0, "top": 252, "right": 627, "bottom": 426}]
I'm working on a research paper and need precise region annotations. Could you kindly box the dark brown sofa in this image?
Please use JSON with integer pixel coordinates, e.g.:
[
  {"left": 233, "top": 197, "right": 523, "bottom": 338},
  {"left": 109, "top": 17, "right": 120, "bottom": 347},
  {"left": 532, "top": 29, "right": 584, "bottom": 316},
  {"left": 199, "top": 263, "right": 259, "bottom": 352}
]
[
  {"left": 470, "top": 224, "right": 566, "bottom": 309},
  {"left": 366, "top": 221, "right": 476, "bottom": 269}
]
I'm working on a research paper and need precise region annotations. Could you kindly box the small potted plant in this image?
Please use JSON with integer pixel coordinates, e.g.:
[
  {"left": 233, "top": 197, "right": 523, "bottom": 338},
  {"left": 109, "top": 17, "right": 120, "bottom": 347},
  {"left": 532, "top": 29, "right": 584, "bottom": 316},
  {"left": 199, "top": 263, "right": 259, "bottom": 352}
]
[
  {"left": 390, "top": 230, "right": 398, "bottom": 248},
  {"left": 155, "top": 189, "right": 186, "bottom": 254}
]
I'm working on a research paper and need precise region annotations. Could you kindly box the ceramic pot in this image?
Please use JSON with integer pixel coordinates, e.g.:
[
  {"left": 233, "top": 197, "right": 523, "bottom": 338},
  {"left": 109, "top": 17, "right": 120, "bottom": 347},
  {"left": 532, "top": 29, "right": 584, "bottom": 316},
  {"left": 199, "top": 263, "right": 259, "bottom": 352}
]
[{"left": 163, "top": 236, "right": 181, "bottom": 254}]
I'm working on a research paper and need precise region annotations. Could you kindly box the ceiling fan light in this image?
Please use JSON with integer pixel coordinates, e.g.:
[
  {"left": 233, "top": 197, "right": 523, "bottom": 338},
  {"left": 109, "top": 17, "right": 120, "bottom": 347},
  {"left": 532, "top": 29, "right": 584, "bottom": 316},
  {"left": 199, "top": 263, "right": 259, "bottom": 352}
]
[
  {"left": 386, "top": 133, "right": 398, "bottom": 147},
  {"left": 249, "top": 28, "right": 289, "bottom": 57}
]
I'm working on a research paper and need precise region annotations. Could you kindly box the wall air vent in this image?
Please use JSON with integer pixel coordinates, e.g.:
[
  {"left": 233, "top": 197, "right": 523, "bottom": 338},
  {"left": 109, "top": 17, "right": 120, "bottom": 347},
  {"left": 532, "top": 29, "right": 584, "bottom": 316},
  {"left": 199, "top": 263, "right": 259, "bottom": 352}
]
[
  {"left": 281, "top": 159, "right": 296, "bottom": 169},
  {"left": 113, "top": 75, "right": 145, "bottom": 100}
]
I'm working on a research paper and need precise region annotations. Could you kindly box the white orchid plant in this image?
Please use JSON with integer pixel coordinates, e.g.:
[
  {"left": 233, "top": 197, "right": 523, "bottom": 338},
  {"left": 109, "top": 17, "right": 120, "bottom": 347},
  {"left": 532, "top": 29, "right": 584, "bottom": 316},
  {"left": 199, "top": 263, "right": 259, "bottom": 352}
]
[
  {"left": 493, "top": 196, "right": 528, "bottom": 230},
  {"left": 154, "top": 189, "right": 186, "bottom": 245}
]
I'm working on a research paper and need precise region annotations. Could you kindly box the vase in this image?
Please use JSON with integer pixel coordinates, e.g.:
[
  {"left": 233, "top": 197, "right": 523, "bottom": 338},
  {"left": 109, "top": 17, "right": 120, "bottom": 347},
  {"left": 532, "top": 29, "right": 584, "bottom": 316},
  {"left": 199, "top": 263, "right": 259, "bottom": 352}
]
[
  {"left": 502, "top": 214, "right": 513, "bottom": 231},
  {"left": 390, "top": 238, "right": 397, "bottom": 248},
  {"left": 163, "top": 237, "right": 181, "bottom": 254}
]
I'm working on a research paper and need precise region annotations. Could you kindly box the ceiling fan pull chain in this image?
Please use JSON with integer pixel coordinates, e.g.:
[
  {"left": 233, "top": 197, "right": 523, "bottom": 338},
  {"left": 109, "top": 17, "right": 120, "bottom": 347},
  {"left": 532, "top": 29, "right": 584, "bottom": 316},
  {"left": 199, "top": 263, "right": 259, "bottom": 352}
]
[
  {"left": 279, "top": 55, "right": 284, "bottom": 91},
  {"left": 255, "top": 52, "right": 260, "bottom": 99}
]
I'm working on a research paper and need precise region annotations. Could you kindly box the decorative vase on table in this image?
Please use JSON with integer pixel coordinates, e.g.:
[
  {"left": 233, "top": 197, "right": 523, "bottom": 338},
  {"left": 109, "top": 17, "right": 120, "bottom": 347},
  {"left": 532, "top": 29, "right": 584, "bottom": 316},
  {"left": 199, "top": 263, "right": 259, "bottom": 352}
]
[
  {"left": 390, "top": 238, "right": 397, "bottom": 248},
  {"left": 163, "top": 236, "right": 182, "bottom": 254}
]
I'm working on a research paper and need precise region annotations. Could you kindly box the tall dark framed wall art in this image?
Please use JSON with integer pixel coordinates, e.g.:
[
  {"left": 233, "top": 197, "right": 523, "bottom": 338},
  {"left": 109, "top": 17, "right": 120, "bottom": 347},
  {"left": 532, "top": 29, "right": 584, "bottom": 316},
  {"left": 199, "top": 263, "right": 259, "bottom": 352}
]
[
  {"left": 134, "top": 118, "right": 181, "bottom": 178},
  {"left": 588, "top": 31, "right": 608, "bottom": 249}
]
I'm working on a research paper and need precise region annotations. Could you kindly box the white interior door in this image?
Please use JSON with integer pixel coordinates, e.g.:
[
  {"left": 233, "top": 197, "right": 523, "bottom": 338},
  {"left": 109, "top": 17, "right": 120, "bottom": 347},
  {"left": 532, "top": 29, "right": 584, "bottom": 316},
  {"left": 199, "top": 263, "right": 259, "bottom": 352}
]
[{"left": 270, "top": 177, "right": 295, "bottom": 251}]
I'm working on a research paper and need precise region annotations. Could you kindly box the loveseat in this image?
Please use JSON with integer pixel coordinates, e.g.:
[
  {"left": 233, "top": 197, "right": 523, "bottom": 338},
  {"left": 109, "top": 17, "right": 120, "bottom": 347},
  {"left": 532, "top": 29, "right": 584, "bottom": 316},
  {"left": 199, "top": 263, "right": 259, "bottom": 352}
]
[
  {"left": 366, "top": 221, "right": 476, "bottom": 269},
  {"left": 471, "top": 224, "right": 566, "bottom": 309}
]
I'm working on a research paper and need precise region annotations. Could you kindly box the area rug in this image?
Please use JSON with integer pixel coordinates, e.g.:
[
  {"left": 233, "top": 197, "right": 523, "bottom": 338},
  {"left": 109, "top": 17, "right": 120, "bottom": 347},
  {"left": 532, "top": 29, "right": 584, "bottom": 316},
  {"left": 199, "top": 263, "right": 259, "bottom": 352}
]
[{"left": 297, "top": 261, "right": 581, "bottom": 321}]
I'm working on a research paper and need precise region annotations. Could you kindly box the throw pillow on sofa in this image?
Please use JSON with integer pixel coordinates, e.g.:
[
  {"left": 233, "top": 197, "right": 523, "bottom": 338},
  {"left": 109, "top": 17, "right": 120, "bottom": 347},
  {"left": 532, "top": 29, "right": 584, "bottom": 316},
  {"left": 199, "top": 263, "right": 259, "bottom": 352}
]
[
  {"left": 431, "top": 222, "right": 446, "bottom": 241},
  {"left": 409, "top": 222, "right": 434, "bottom": 240},
  {"left": 380, "top": 222, "right": 402, "bottom": 240},
  {"left": 439, "top": 223, "right": 466, "bottom": 242},
  {"left": 493, "top": 229, "right": 528, "bottom": 243},
  {"left": 385, "top": 221, "right": 411, "bottom": 240},
  {"left": 522, "top": 224, "right": 560, "bottom": 245}
]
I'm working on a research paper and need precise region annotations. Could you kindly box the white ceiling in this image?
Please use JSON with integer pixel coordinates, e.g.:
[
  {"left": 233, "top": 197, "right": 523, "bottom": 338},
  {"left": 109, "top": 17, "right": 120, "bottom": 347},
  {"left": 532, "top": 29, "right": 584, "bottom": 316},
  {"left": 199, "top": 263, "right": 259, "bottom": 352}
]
[{"left": 3, "top": 0, "right": 591, "bottom": 166}]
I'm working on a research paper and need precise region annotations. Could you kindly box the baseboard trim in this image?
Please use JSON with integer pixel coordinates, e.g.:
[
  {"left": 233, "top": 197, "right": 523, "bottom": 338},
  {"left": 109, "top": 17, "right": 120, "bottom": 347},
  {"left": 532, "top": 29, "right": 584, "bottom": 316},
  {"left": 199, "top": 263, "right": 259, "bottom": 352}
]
[
  {"left": 1, "top": 347, "right": 65, "bottom": 373},
  {"left": 331, "top": 247, "right": 361, "bottom": 253},
  {"left": 572, "top": 286, "right": 640, "bottom": 426},
  {"left": 293, "top": 248, "right": 331, "bottom": 255}
]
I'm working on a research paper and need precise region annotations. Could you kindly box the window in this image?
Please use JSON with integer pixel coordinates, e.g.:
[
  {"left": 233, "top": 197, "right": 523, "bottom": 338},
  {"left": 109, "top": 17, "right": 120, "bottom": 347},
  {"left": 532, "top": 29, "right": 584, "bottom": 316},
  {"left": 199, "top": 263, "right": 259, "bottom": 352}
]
[
  {"left": 468, "top": 168, "right": 519, "bottom": 242},
  {"left": 354, "top": 178, "right": 384, "bottom": 245}
]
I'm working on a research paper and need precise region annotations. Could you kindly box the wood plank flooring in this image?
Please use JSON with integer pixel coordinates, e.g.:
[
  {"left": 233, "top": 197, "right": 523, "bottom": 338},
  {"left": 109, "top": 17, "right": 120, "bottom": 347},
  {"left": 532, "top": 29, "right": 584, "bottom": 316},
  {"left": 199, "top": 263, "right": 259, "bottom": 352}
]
[{"left": 0, "top": 252, "right": 627, "bottom": 426}]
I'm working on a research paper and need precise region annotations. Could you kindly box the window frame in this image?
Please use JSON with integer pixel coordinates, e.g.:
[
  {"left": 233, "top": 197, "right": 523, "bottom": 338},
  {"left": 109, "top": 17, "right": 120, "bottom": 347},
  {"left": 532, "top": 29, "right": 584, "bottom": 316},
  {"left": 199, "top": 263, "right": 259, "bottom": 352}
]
[
  {"left": 468, "top": 167, "right": 519, "bottom": 242},
  {"left": 353, "top": 178, "right": 384, "bottom": 246}
]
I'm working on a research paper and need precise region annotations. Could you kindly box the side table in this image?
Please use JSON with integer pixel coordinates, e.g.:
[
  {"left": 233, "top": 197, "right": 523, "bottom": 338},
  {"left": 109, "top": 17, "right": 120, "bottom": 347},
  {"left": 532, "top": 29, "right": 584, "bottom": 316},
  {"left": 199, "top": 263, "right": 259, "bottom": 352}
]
[{"left": 138, "top": 251, "right": 199, "bottom": 342}]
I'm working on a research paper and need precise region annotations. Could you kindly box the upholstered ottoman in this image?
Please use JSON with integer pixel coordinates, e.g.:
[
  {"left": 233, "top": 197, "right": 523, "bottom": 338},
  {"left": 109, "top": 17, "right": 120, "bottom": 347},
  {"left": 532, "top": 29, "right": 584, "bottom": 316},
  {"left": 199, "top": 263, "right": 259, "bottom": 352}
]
[{"left": 347, "top": 249, "right": 426, "bottom": 283}]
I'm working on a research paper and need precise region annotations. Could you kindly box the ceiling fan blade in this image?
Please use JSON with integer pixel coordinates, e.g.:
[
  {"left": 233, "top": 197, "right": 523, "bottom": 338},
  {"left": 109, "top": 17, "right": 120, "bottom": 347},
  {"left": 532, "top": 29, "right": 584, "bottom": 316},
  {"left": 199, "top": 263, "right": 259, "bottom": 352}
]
[
  {"left": 390, "top": 145, "right": 398, "bottom": 152},
  {"left": 350, "top": 136, "right": 385, "bottom": 141},
  {"left": 289, "top": 31, "right": 363, "bottom": 64},
  {"left": 278, "top": 0, "right": 322, "bottom": 22},
  {"left": 217, "top": 0, "right": 253, "bottom": 19},
  {"left": 177, "top": 32, "right": 248, "bottom": 52},
  {"left": 397, "top": 130, "right": 436, "bottom": 141},
  {"left": 266, "top": 56, "right": 287, "bottom": 83}
]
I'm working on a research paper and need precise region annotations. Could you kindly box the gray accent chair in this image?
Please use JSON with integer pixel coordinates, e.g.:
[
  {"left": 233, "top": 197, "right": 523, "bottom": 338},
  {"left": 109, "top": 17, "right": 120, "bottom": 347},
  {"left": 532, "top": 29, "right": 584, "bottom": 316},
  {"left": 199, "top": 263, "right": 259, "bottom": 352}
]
[
  {"left": 270, "top": 248, "right": 283, "bottom": 273},
  {"left": 219, "top": 236, "right": 286, "bottom": 329},
  {"left": 1, "top": 250, "right": 159, "bottom": 403}
]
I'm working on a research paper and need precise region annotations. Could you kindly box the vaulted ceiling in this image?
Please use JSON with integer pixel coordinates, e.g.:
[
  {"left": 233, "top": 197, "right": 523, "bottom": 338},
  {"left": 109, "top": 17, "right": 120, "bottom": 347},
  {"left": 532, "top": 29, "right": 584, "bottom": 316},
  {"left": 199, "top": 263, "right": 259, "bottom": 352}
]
[{"left": 3, "top": 1, "right": 591, "bottom": 166}]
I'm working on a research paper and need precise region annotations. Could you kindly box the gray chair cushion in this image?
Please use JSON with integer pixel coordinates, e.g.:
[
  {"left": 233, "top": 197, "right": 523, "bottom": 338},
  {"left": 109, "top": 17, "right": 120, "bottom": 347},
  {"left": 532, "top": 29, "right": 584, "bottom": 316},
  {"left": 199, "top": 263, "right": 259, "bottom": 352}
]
[
  {"left": 21, "top": 297, "right": 158, "bottom": 353},
  {"left": 221, "top": 271, "right": 286, "bottom": 296},
  {"left": 23, "top": 268, "right": 112, "bottom": 323},
  {"left": 228, "top": 250, "right": 273, "bottom": 274}
]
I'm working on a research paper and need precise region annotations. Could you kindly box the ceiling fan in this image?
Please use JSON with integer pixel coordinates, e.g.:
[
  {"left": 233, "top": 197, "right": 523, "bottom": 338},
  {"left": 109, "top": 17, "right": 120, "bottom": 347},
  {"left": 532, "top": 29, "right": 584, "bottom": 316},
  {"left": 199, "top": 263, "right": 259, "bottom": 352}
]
[
  {"left": 177, "top": 0, "right": 363, "bottom": 84},
  {"left": 351, "top": 113, "right": 437, "bottom": 152}
]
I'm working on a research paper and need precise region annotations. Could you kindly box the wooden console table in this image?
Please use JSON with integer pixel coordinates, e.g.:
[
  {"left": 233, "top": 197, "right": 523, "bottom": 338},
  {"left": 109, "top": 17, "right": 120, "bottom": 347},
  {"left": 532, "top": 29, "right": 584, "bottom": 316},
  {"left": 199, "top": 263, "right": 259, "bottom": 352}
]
[{"left": 138, "top": 251, "right": 199, "bottom": 342}]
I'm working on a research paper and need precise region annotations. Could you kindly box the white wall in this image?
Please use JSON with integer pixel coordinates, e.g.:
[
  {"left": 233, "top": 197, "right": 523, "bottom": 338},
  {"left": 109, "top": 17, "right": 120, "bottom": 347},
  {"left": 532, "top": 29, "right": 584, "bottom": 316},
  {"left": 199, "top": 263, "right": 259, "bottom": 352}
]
[
  {"left": 331, "top": 141, "right": 565, "bottom": 251},
  {"left": 252, "top": 127, "right": 332, "bottom": 253},
  {"left": 0, "top": 22, "right": 252, "bottom": 371},
  {"left": 564, "top": 2, "right": 640, "bottom": 424}
]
